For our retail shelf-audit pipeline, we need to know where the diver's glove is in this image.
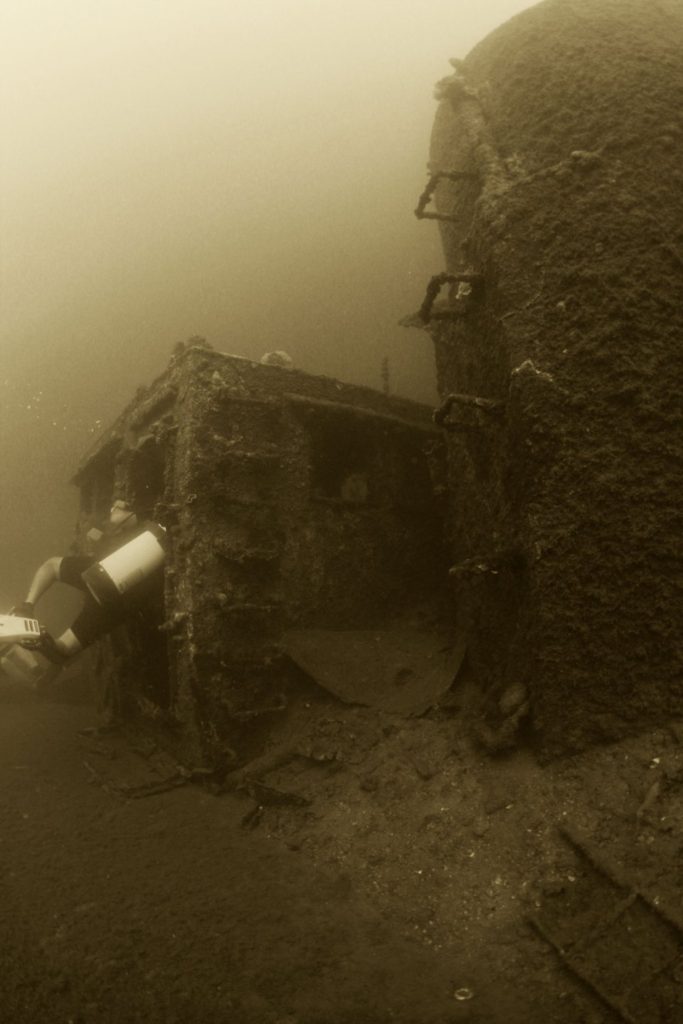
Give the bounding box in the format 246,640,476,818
11,601,35,619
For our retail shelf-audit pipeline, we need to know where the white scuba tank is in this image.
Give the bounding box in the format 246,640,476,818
81,524,166,608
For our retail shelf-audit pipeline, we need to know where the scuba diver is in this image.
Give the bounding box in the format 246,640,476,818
12,500,166,668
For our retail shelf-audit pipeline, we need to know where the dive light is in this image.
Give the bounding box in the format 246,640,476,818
0,614,43,648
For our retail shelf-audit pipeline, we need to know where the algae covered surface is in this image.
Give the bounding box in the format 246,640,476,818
429,0,683,753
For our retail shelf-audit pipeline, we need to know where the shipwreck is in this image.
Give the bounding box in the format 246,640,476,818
413,0,682,755
72,343,453,768
69,0,681,770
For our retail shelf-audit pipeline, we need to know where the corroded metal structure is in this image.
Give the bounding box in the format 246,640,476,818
73,344,448,766
421,0,683,753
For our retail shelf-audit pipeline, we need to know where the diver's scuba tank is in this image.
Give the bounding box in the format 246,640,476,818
81,523,167,608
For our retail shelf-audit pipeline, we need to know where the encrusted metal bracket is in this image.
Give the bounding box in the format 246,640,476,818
418,272,483,323
433,391,505,431
414,170,479,222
